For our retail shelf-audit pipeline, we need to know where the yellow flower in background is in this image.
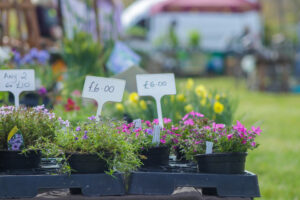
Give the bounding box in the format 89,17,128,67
195,85,207,97
176,94,186,102
186,78,194,90
214,101,224,114
129,92,139,104
184,104,193,113
115,103,124,112
139,100,147,110
200,98,206,106
215,94,220,101
170,95,175,102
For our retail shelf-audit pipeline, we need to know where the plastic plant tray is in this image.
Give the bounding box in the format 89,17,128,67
128,161,260,198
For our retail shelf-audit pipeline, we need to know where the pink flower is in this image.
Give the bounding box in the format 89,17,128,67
212,122,225,132
163,118,172,124
182,114,189,121
145,121,152,127
160,139,166,144
195,141,202,145
251,142,256,147
172,138,179,144
203,126,211,130
227,134,233,140
233,121,247,134
251,126,262,135
195,112,204,117
153,119,159,124
171,126,179,131
184,118,194,126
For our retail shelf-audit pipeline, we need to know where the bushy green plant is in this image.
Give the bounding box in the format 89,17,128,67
118,119,177,151
0,105,65,150
62,31,113,91
177,112,262,160
56,117,141,173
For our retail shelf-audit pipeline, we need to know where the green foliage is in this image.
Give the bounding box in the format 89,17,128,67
0,105,63,149
56,118,141,173
188,30,201,48
62,31,112,91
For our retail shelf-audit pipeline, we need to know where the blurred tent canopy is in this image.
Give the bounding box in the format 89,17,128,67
151,0,261,14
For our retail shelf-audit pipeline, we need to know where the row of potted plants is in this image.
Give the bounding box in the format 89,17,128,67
0,105,262,175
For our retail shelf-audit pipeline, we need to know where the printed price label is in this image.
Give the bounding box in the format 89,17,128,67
136,73,176,127
0,70,35,107
82,76,126,118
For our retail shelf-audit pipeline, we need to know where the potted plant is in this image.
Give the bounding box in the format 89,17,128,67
119,118,177,168
179,115,262,174
55,116,141,174
0,105,65,171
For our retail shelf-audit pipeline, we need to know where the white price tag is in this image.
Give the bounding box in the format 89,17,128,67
205,142,214,154
0,69,35,107
82,76,126,118
136,73,176,127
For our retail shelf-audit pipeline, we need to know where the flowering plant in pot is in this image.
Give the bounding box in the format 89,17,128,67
119,118,178,168
0,105,66,171
179,116,262,174
55,116,141,174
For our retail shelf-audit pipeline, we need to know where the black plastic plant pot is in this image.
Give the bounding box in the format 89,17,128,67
195,152,247,174
0,150,41,171
66,153,109,174
140,146,170,168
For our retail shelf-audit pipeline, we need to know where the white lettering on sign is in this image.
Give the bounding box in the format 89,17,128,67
0,70,35,107
136,73,176,127
82,76,126,118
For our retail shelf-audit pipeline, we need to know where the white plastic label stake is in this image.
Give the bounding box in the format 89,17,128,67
0,69,35,107
136,73,176,127
206,142,214,154
133,119,142,129
152,125,160,146
82,76,126,118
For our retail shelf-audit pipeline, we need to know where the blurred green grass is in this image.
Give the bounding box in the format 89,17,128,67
182,77,300,200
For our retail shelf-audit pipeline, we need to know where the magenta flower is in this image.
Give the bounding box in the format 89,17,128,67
227,134,233,140
160,139,166,144
184,118,194,126
251,142,256,147
163,118,172,124
182,114,189,121
203,126,211,130
251,126,262,135
153,119,159,124
212,122,225,132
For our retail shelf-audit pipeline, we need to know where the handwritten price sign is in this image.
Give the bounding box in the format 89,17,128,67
136,73,176,127
82,76,126,118
0,70,35,107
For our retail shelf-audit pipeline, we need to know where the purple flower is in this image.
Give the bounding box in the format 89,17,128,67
37,50,50,64
11,143,21,151
75,126,81,132
160,139,166,144
88,116,96,121
75,137,79,140
38,87,47,96
82,134,88,140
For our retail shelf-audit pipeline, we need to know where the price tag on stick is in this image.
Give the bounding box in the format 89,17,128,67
0,70,35,107
82,76,126,119
136,73,176,128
